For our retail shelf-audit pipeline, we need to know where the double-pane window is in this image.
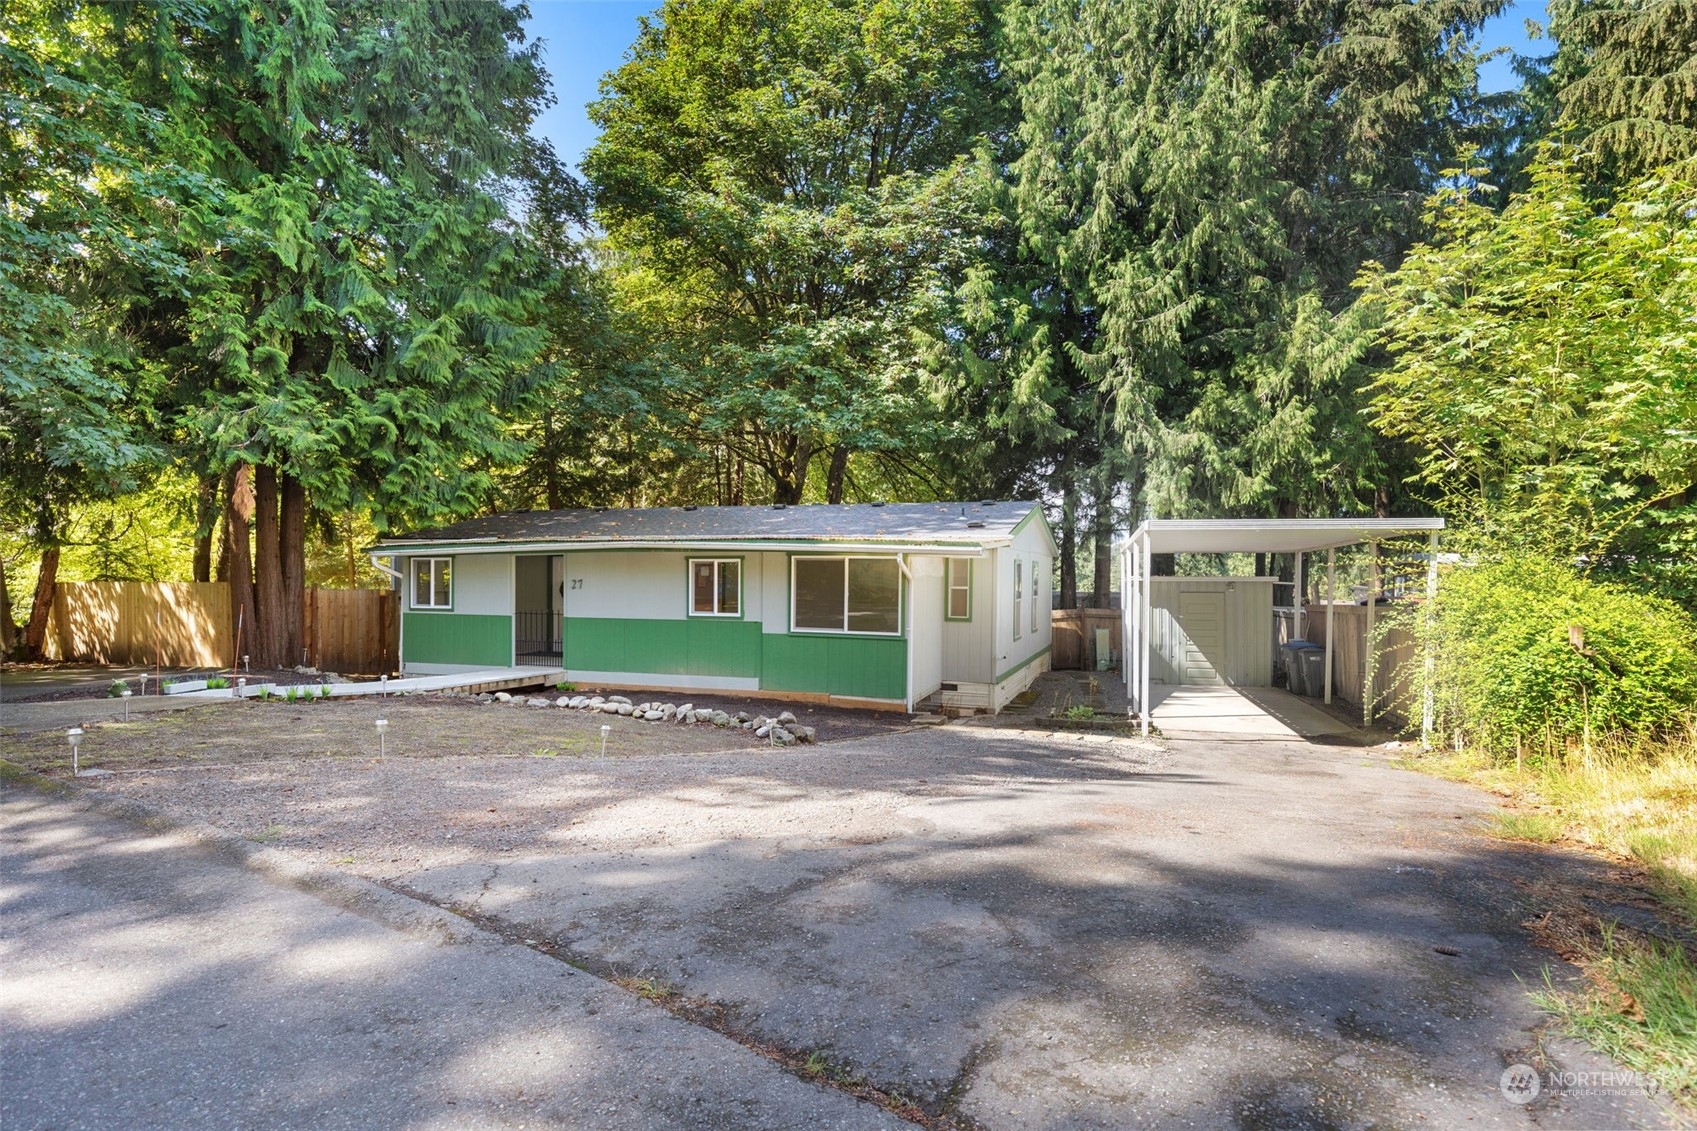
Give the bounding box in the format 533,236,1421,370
946,558,971,620
793,557,900,634
412,558,451,609
690,559,740,616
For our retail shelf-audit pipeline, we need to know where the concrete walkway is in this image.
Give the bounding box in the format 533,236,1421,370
1150,684,1366,742
0,790,902,1131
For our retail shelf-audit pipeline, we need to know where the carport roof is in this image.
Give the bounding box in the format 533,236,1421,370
1123,517,1443,556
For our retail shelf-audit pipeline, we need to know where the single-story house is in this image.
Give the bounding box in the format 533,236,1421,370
370,502,1056,712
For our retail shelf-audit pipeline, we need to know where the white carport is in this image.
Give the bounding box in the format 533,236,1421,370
1119,518,1444,741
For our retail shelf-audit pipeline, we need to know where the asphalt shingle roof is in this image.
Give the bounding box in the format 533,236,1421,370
380,501,1041,548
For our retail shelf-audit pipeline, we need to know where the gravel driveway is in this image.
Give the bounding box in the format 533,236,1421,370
1,701,1675,1128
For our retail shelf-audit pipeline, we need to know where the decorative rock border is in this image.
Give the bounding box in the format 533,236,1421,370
475,691,816,745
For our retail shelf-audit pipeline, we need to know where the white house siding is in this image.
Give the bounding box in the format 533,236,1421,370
559,551,764,622
1146,577,1274,687
906,555,945,706
451,554,514,616
940,554,993,685
990,516,1054,709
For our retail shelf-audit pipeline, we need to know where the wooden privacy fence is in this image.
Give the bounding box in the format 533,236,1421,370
1051,608,1123,671
46,581,399,674
1287,602,1420,723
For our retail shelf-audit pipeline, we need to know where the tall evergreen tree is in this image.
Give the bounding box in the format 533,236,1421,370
980,0,1501,543
91,0,551,667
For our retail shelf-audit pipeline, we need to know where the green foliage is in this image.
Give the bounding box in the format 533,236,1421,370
584,0,996,503
555,681,578,693
1360,151,1697,605
1549,0,1697,178
1061,704,1097,721
1413,555,1697,759
206,676,230,690
106,680,129,698
972,0,1503,525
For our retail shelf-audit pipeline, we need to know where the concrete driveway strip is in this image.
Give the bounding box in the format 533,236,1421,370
0,792,904,1131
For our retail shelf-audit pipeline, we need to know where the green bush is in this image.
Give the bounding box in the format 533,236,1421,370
1419,555,1697,759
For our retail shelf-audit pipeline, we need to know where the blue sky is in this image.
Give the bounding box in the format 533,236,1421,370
523,0,1551,172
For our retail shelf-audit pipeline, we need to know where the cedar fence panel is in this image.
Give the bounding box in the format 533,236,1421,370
47,581,230,668
1050,608,1122,671
1303,602,1419,723
47,581,398,674
304,586,399,675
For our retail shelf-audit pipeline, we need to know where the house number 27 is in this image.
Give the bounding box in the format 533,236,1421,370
569,579,584,589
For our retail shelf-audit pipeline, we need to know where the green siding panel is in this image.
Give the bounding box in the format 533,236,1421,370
563,617,763,678
403,612,512,667
761,634,907,700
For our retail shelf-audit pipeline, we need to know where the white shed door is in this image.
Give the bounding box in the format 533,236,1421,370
1176,591,1226,685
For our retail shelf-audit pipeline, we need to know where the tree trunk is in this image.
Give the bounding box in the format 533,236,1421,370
825,446,850,504
1059,478,1078,608
1152,553,1176,576
192,474,218,583
0,555,17,657
1091,491,1113,608
225,465,257,671
1254,552,1266,578
281,473,306,667
22,547,59,660
253,465,285,669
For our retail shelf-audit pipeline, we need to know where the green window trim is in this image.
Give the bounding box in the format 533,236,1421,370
687,557,745,618
410,557,453,611
945,557,973,621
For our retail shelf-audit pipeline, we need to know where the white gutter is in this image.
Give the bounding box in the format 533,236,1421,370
369,539,999,557
368,553,403,584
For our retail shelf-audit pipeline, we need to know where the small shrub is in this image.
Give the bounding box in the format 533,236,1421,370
1409,554,1697,761
1062,704,1097,720
206,676,230,690
107,680,129,698
285,686,299,702
320,684,332,698
556,681,578,693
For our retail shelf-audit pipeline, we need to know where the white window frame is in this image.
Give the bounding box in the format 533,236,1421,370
410,557,452,610
688,558,743,617
945,557,972,621
1031,558,1040,634
1013,559,1023,640
789,555,903,637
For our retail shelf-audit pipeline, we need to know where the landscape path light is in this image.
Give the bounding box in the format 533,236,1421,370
380,675,389,697
236,676,246,699
67,728,83,776
375,717,389,756
121,686,132,721
600,724,611,757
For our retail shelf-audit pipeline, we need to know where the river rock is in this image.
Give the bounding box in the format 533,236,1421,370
777,710,797,724
494,692,512,703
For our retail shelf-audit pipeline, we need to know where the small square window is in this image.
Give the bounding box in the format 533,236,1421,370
411,558,452,609
689,559,740,616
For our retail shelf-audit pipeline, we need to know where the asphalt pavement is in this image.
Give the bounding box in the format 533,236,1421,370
0,790,903,1131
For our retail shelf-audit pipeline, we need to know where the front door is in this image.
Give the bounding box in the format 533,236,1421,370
1177,591,1226,685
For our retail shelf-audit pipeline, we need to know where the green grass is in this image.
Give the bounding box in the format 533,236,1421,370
1404,726,1697,1108
1532,925,1697,1106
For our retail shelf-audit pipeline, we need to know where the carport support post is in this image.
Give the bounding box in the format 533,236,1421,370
1140,533,1152,737
1293,552,1304,639
1363,542,1378,727
1422,532,1439,747
1324,548,1336,705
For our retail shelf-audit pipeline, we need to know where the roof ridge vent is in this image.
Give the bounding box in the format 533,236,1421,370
981,499,994,506
871,500,886,507
683,504,698,511
966,520,986,528
772,503,787,510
